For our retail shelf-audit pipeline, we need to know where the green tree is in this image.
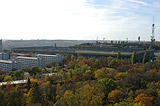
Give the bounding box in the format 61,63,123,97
28,66,43,77
114,101,132,106
99,78,117,95
61,90,79,106
75,84,105,106
4,75,12,82
95,67,115,80
131,51,136,64
143,52,148,64
117,51,121,60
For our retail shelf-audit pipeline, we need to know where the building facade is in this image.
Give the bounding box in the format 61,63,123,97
0,60,14,71
0,52,9,60
0,39,2,51
16,56,39,70
0,54,64,71
37,54,64,67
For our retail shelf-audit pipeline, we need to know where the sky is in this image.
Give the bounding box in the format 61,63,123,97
0,0,160,41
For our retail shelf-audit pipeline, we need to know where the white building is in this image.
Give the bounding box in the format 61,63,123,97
0,60,14,71
16,56,39,70
0,54,64,71
37,54,64,67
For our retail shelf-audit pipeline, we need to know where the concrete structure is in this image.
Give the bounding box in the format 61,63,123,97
15,56,39,70
11,45,154,62
15,54,64,70
0,52,9,60
37,54,64,67
0,60,14,71
0,39,2,51
0,53,64,71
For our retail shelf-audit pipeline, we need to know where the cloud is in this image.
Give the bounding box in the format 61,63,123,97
0,0,159,40
124,0,153,7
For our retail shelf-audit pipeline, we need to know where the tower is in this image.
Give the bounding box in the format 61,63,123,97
151,16,155,43
0,39,3,51
138,36,140,43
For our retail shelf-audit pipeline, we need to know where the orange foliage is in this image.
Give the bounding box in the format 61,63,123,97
72,75,80,82
135,93,153,106
6,84,14,91
108,89,123,103
114,73,120,80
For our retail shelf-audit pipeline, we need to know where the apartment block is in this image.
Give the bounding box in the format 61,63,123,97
0,54,64,71
16,56,39,70
37,54,64,67
0,39,2,51
0,52,9,60
0,60,14,71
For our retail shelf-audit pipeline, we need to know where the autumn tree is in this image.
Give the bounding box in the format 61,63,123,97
95,67,115,80
114,101,132,106
108,89,123,103
27,82,41,104
135,93,153,106
61,90,79,106
75,84,105,106
99,78,117,95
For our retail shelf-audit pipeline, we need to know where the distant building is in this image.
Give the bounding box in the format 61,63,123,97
37,54,64,67
0,52,9,60
0,54,64,71
0,60,14,71
15,56,40,70
0,39,3,51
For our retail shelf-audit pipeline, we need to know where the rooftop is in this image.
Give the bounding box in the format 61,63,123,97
38,54,57,57
0,60,12,63
17,56,38,60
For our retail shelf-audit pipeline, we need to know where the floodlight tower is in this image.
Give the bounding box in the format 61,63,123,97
151,16,155,43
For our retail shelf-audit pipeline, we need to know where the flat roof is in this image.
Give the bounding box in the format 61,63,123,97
38,54,57,57
0,60,12,63
17,56,38,60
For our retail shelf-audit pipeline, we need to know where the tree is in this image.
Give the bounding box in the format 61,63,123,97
131,51,136,64
99,78,117,95
0,90,5,106
27,82,41,103
143,52,148,64
75,84,105,106
135,93,153,106
108,89,123,103
4,75,12,82
27,78,31,91
61,90,79,106
114,101,132,106
71,55,76,61
95,67,115,80
28,66,43,77
117,51,121,60
114,72,128,80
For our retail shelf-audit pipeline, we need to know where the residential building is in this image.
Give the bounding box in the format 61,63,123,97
0,52,9,60
16,56,39,70
0,39,2,51
37,54,64,67
0,54,64,71
0,60,14,71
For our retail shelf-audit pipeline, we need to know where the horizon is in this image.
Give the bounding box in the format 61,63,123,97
0,0,160,41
